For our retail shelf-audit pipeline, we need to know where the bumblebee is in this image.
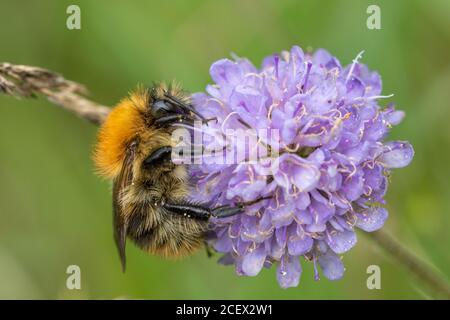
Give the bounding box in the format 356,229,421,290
94,83,242,271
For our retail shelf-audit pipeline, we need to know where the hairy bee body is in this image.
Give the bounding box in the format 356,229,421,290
119,162,208,258
94,84,213,270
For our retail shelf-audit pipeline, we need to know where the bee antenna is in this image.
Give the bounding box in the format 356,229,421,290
163,93,206,121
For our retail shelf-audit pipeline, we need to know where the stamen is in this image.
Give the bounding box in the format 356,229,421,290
355,94,394,101
302,62,312,91
345,50,365,83
274,54,280,79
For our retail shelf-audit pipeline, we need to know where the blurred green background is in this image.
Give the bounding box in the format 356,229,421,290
0,0,449,299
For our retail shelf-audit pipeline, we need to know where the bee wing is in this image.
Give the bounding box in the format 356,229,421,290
112,146,136,272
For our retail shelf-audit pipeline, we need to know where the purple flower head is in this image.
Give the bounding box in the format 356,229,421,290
189,46,414,288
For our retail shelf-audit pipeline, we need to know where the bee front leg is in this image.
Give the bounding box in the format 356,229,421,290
154,114,194,127
155,114,217,128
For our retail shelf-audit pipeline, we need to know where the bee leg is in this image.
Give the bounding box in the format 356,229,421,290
208,196,271,218
204,241,214,258
209,196,271,218
237,196,272,207
211,205,243,218
164,196,271,222
163,202,211,220
155,114,217,128
163,202,243,221
143,146,172,167
163,93,205,120
154,114,193,127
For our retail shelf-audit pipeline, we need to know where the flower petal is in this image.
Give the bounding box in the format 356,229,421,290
326,230,357,254
276,254,302,288
218,253,235,265
341,171,365,201
355,207,388,232
214,232,233,252
318,250,345,280
272,154,321,192
379,141,414,168
288,235,313,256
270,204,294,228
383,105,405,126
242,245,266,276
294,192,311,210
282,119,299,145
210,59,243,86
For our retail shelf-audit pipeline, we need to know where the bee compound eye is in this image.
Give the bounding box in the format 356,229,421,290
152,100,175,114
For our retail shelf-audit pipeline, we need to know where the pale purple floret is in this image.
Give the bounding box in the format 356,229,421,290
189,46,414,288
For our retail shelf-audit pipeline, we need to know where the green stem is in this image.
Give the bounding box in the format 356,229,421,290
368,229,450,299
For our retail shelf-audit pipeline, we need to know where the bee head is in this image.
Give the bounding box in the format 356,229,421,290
148,82,204,122
93,83,200,180
93,88,150,179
